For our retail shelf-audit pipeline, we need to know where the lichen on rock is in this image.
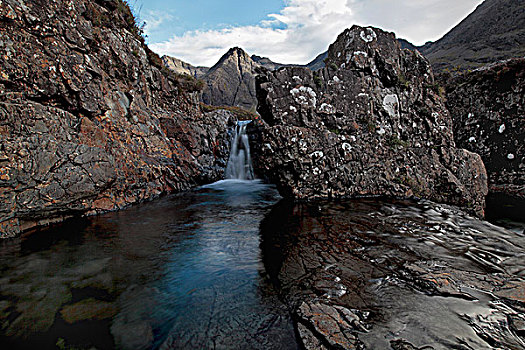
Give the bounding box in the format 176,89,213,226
254,25,488,216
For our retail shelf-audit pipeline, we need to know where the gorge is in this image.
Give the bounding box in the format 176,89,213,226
0,0,524,349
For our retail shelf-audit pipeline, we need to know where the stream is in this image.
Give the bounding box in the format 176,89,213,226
0,181,524,349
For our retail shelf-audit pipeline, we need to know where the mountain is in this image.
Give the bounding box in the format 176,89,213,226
165,49,330,109
162,56,209,78
419,0,525,72
251,55,290,71
305,51,328,71
200,47,260,110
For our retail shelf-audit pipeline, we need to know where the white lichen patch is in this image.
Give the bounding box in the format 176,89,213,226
377,127,386,135
508,153,515,160
311,151,324,158
468,113,474,118
342,143,352,152
290,86,317,107
333,75,341,83
499,124,506,133
354,51,368,57
292,75,302,83
468,137,476,143
313,167,322,175
290,106,297,112
360,28,377,43
382,94,399,118
319,103,336,114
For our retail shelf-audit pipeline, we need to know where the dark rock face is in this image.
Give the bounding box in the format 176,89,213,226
201,47,260,110
445,59,525,198
254,25,488,217
0,0,235,236
419,0,525,72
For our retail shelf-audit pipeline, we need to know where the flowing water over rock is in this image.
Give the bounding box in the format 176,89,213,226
0,186,524,349
225,121,254,180
261,199,525,349
0,181,297,349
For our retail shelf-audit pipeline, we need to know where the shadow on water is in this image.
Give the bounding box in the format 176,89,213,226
0,180,298,350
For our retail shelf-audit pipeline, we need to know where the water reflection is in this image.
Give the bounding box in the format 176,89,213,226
0,180,298,349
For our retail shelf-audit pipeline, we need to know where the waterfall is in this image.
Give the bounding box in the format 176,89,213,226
225,120,254,180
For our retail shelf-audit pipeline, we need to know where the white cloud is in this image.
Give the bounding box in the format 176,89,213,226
149,0,483,67
143,10,174,37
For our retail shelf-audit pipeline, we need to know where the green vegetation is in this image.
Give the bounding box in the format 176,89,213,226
200,103,259,121
387,136,409,148
397,72,410,89
313,73,323,89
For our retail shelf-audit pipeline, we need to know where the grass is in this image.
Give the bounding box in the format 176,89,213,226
200,103,260,121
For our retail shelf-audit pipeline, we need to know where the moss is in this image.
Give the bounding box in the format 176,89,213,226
397,72,410,89
329,62,338,71
367,121,376,133
388,136,409,148
313,73,323,89
200,103,259,121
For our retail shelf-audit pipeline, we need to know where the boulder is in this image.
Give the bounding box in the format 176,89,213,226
254,25,488,216
445,58,525,199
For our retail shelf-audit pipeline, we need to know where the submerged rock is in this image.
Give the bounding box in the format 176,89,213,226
254,25,487,216
445,58,525,199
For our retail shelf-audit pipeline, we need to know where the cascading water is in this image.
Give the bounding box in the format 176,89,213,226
225,120,254,180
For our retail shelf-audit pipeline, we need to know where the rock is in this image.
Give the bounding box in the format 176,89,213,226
60,298,117,324
0,0,237,236
201,47,260,110
296,302,362,349
444,58,524,199
254,25,488,217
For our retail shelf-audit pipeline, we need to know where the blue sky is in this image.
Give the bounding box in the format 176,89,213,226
136,0,484,67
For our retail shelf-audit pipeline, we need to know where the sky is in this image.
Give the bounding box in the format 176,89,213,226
134,0,485,67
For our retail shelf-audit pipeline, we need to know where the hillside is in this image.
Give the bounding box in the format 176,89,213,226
420,0,525,72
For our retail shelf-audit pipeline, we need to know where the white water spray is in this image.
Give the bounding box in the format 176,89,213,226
225,120,254,180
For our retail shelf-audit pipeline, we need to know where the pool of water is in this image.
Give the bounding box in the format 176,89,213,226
0,180,298,349
0,182,524,349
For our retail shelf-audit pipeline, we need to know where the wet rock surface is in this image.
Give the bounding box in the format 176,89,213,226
0,0,236,236
254,25,487,217
260,198,525,349
445,58,525,199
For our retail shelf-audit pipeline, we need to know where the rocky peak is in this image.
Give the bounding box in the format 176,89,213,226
201,47,261,110
162,56,209,78
254,25,488,216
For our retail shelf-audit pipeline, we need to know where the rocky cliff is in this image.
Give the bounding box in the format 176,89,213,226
419,0,525,72
254,26,488,216
0,0,236,237
445,58,524,198
161,55,209,78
